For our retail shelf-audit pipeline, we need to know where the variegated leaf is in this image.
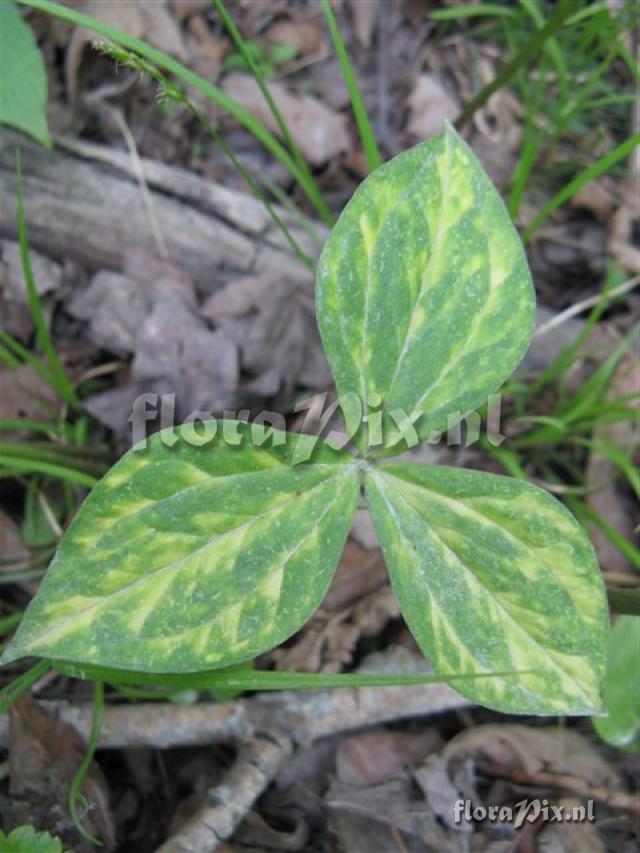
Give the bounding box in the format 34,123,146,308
3,423,358,672
365,463,608,714
316,123,535,455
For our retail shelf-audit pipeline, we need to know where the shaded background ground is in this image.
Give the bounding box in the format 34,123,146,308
0,0,638,850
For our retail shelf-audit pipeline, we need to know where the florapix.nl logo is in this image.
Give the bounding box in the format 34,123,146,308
453,798,595,828
128,390,507,460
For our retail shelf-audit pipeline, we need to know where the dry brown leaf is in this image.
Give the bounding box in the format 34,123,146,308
201,272,329,394
443,725,620,791
170,0,210,21
263,18,325,60
0,364,59,423
221,73,351,165
323,540,389,611
571,177,618,222
326,777,452,851
2,241,62,303
268,540,397,673
610,201,640,275
538,797,606,852
0,510,29,566
407,73,459,140
336,730,441,786
189,14,229,77
9,695,116,850
349,0,378,49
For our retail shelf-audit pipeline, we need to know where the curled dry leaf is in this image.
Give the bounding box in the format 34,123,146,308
222,73,351,166
442,724,620,798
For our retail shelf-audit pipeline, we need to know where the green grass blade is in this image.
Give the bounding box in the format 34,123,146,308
524,133,640,240
16,155,77,406
528,265,623,395
574,436,640,500
321,0,382,172
569,498,640,571
0,612,23,636
68,680,104,846
0,659,50,712
518,0,567,92
429,4,519,20
454,0,582,129
52,660,533,692
0,454,97,487
0,329,60,397
16,0,333,225
211,0,331,224
0,419,62,435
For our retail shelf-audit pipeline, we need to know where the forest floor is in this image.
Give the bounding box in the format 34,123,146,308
0,1,638,851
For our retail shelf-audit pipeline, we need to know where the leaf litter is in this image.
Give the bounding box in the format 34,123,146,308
0,0,638,849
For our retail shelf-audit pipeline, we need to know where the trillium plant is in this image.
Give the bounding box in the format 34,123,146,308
4,125,609,715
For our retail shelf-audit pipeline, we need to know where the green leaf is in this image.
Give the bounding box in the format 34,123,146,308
3,423,358,672
593,616,640,750
364,462,608,714
0,825,63,853
316,123,534,455
0,1,51,147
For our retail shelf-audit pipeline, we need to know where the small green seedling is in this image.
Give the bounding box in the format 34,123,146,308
3,125,608,715
0,824,65,853
222,39,298,78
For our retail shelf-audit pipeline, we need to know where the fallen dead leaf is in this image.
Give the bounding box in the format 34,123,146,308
221,73,351,166
268,540,397,672
0,364,59,423
414,754,469,832
201,272,329,395
538,797,606,852
0,510,29,567
610,181,640,275
2,241,62,303
407,73,459,140
170,0,210,21
443,724,620,797
327,776,453,852
571,176,618,223
349,0,378,49
188,14,229,78
263,18,325,61
336,730,442,786
9,695,116,850
66,0,188,100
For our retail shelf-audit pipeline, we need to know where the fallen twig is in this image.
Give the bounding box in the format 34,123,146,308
480,763,640,815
